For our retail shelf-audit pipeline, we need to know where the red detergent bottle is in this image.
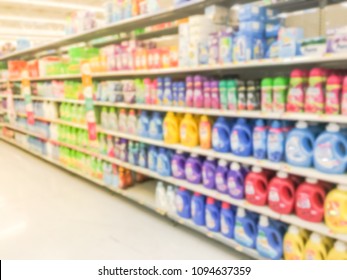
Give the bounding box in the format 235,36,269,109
304,68,327,114
268,172,296,214
295,178,326,223
245,166,269,206
286,69,308,112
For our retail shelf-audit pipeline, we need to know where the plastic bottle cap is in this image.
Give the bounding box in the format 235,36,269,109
221,202,230,209
310,233,322,243
277,172,288,179
252,166,263,173
191,153,199,157
259,215,269,227
296,121,308,129
157,181,164,188
237,208,246,217
288,225,300,234
231,162,241,171
261,77,273,87
194,192,202,196
334,241,347,252
207,197,215,204
305,178,318,184
176,150,184,154
327,123,340,132
207,156,215,161
179,187,186,191
337,185,347,191
219,160,228,167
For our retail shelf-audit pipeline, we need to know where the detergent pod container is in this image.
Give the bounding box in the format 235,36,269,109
215,160,229,194
148,146,158,171
268,172,296,215
138,143,147,168
171,150,187,180
304,233,333,260
149,112,163,140
230,118,253,157
191,193,206,226
212,117,232,153
180,113,199,147
185,154,203,184
256,216,284,260
285,121,315,167
137,111,150,137
267,120,285,162
175,187,192,219
163,111,180,144
326,241,347,260
245,166,269,206
283,226,310,260
253,119,268,159
227,162,248,200
156,148,172,177
205,197,221,232
325,184,347,234
234,208,258,248
220,202,236,239
295,178,325,223
155,181,168,211
202,157,217,190
314,123,347,174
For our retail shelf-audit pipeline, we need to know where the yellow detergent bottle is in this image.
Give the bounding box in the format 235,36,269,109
326,241,347,260
304,233,333,260
199,115,212,149
163,111,180,144
180,113,199,147
283,225,310,260
325,185,347,234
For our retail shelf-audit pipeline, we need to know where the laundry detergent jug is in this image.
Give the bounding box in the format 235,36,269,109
202,157,217,190
137,111,150,137
191,193,206,226
230,118,253,157
199,115,212,149
149,112,163,140
304,233,333,260
163,111,180,144
245,166,269,206
176,187,192,219
326,241,347,260
221,202,236,239
185,154,203,184
138,143,147,168
171,151,187,180
205,197,221,232
325,184,347,234
267,120,285,162
180,113,199,147
215,160,229,194
283,225,309,260
148,146,158,171
212,117,232,153
234,208,258,248
227,162,248,199
157,148,172,177
253,119,268,159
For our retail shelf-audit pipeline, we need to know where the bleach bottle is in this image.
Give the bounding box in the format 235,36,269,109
227,162,248,200
137,111,150,137
191,193,206,226
176,187,192,219
205,197,221,232
253,119,268,159
171,151,187,180
256,216,284,260
283,226,310,260
157,148,172,177
149,112,163,140
221,202,236,239
304,233,333,260
230,118,253,157
327,241,347,260
148,146,158,171
314,123,347,174
202,157,217,190
234,208,258,248
267,120,285,162
215,160,229,194
185,154,203,184
285,121,315,167
325,184,347,234
245,166,269,206
212,117,232,153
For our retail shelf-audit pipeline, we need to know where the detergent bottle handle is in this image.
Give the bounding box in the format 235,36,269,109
302,135,314,156
333,137,347,162
268,229,282,251
282,184,295,204
257,176,268,194
312,190,325,211
245,220,256,239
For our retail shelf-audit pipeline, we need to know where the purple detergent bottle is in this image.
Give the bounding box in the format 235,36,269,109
185,154,203,184
193,75,204,108
202,157,217,190
211,80,220,109
227,162,248,199
203,80,212,109
171,150,187,180
215,159,229,194
185,76,194,107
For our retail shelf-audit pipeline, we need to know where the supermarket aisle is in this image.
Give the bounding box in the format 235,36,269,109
0,141,248,260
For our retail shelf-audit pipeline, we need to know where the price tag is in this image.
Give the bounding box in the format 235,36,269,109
21,70,35,125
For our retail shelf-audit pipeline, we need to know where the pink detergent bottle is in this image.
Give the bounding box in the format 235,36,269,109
185,76,194,107
325,74,342,115
286,69,308,112
193,75,204,108
304,68,327,114
341,76,347,115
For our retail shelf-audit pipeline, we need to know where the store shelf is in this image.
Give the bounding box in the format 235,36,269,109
4,123,49,140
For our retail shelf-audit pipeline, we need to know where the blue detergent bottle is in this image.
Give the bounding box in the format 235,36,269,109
314,123,347,174
191,193,206,226
234,208,258,248
221,202,237,239
156,148,172,177
148,146,158,171
285,121,315,167
253,119,268,159
231,118,253,157
157,77,164,105
256,216,285,260
137,111,150,137
103,162,113,186
212,117,232,153
149,112,164,140
138,143,147,168
267,120,285,162
205,197,221,232
176,187,192,219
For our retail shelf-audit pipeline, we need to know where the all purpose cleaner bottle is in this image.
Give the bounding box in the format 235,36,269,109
163,111,180,144
304,233,333,260
221,202,236,239
185,154,203,184
305,68,327,114
171,151,187,180
325,184,347,234
283,225,309,260
314,123,347,174
215,159,229,194
212,117,232,153
205,197,221,232
191,193,206,226
245,166,269,206
325,73,342,115
326,241,347,260
234,208,258,248
230,118,253,157
199,115,212,149
261,77,273,112
176,187,192,219
267,120,285,162
227,162,248,200
202,157,217,190
286,69,308,112
273,76,289,113
253,119,268,159
180,113,199,147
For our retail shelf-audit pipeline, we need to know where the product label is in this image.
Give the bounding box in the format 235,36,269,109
231,131,240,151
287,88,304,112
305,87,324,113
269,187,280,202
315,142,340,169
235,222,253,247
221,215,229,235
296,193,311,209
127,115,137,134
256,231,276,258
180,124,187,141
206,210,216,229
285,136,306,163
326,91,340,114
139,153,146,167
175,196,184,212
186,163,195,181
245,182,255,195
227,89,237,110
172,159,183,177
253,129,265,150
273,87,286,112
261,88,272,112
216,173,227,192
212,128,220,148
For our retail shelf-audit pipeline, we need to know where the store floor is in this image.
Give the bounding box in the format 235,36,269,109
0,142,249,260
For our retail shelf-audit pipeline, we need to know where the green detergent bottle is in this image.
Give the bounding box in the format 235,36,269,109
273,77,289,113
227,79,238,111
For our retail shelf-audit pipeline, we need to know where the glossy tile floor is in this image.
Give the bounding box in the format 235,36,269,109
0,142,249,260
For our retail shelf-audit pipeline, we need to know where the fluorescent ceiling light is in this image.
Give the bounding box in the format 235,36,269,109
0,15,65,25
2,0,105,12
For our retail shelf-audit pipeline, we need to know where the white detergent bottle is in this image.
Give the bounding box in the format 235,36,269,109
166,185,177,215
155,181,168,211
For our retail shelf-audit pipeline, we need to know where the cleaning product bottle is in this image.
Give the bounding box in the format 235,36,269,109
253,119,268,159
230,118,253,157
211,80,220,109
155,181,168,211
172,82,179,106
108,107,118,131
219,80,228,110
180,113,199,147
101,107,109,129
341,76,347,115
273,76,289,113
185,76,194,107
127,109,137,135
227,162,247,200
205,197,221,232
286,69,308,113
212,117,232,153
325,73,342,115
295,178,325,223
202,157,217,190
144,78,152,104
314,123,347,174
227,79,238,111
326,241,347,260
234,208,258,248
246,80,260,111
261,77,273,112
171,151,187,180
178,81,186,107
128,141,138,165
215,160,229,194
283,225,310,260
237,80,247,110
163,76,173,105
267,120,285,162
138,143,147,168
199,115,212,149
156,77,164,105
325,184,347,234
193,75,204,108
166,185,177,215
256,216,284,260
137,111,150,137
220,202,236,239
191,193,206,226
285,121,315,167
163,111,180,144
157,148,172,177
245,166,269,206
304,233,333,260
268,172,296,215
203,80,211,108
148,146,158,171
118,109,127,132
185,154,203,184
176,187,192,219
149,112,163,140
305,68,327,114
